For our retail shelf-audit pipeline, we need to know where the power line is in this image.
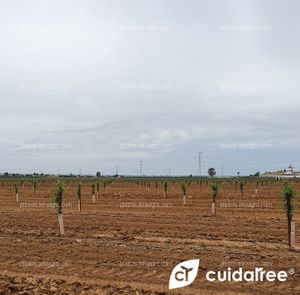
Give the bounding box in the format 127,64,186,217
197,152,203,176
139,161,143,176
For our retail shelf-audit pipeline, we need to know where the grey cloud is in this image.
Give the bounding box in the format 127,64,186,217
0,0,299,175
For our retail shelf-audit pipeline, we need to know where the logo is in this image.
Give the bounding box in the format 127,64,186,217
169,259,293,289
169,259,200,289
206,267,288,282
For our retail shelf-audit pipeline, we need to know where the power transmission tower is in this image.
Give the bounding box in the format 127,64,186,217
115,165,119,175
197,152,203,176
221,162,224,176
139,161,143,176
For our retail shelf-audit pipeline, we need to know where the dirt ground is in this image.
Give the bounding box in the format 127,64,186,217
0,179,299,294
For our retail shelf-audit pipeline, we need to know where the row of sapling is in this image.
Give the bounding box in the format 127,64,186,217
10,176,297,249
208,178,296,247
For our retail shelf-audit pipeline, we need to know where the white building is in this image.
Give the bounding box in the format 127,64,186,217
262,165,300,178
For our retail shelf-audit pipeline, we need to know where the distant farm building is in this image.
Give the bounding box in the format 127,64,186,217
262,165,300,178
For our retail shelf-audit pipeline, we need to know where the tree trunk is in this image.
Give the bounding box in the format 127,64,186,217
92,194,96,204
78,199,81,212
289,220,295,248
164,191,167,199
16,193,19,203
211,202,216,216
183,194,186,206
58,213,64,236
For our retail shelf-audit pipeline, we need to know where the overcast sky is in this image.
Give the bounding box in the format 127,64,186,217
0,0,299,176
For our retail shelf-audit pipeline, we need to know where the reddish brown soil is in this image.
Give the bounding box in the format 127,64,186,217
0,180,299,294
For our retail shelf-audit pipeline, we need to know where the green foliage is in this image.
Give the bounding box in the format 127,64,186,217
208,168,216,178
181,183,187,195
164,181,168,192
53,181,64,214
211,181,219,202
76,183,81,200
239,181,244,196
281,182,296,220
91,183,95,194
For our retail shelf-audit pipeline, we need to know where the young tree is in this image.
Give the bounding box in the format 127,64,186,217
181,183,187,206
53,182,64,236
91,183,96,204
14,183,19,203
103,180,107,193
239,181,244,197
282,182,296,247
77,183,82,212
164,181,168,199
96,181,100,198
155,181,158,195
211,181,219,216
33,180,37,194
255,181,259,194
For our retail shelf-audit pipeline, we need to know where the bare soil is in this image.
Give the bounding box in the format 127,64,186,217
0,180,299,294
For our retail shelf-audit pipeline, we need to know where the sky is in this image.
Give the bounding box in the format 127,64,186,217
0,0,299,176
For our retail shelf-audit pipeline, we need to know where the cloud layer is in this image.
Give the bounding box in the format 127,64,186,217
0,0,299,175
